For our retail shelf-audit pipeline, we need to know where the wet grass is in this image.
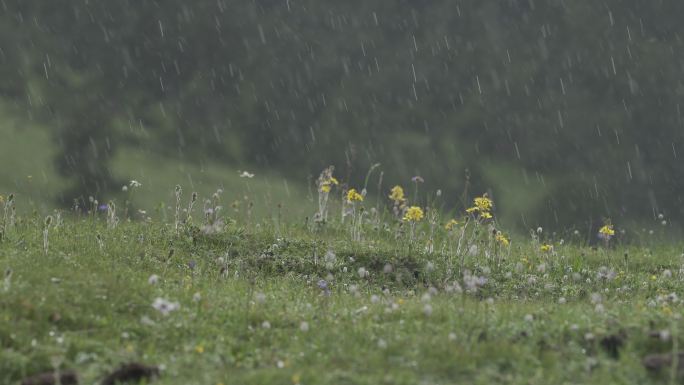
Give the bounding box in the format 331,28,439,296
2,209,684,384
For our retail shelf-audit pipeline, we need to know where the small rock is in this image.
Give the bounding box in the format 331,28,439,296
643,352,684,375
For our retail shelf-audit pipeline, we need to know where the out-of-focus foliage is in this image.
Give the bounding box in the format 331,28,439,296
1,1,684,228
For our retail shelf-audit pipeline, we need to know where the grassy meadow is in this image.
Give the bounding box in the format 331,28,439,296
2,180,684,385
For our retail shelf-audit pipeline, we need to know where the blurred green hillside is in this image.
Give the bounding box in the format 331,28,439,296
2,1,684,231
0,113,313,221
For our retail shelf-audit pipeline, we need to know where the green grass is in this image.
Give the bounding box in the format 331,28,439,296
2,200,684,384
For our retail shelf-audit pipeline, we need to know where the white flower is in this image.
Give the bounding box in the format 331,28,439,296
358,267,369,279
299,321,309,332
129,180,142,188
425,261,435,273
377,339,387,349
152,297,180,316
148,274,159,285
255,292,266,304
524,314,534,322
192,292,202,302
239,170,255,178
122,185,129,192
261,321,271,329
448,332,457,341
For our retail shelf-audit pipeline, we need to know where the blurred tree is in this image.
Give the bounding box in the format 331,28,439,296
1,0,684,228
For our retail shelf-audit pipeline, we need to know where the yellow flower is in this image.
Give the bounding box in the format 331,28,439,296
540,244,553,253
445,219,459,231
474,194,493,212
195,345,205,354
346,188,364,203
318,176,338,194
480,212,493,220
291,373,302,384
495,232,510,246
403,206,424,222
466,206,479,214
599,224,615,237
389,185,406,204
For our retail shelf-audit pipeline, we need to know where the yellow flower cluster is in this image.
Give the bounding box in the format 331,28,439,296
346,188,364,203
540,244,553,253
495,232,510,246
599,224,615,237
403,206,424,222
388,185,406,205
444,219,459,231
474,195,493,212
319,177,339,193
466,194,493,220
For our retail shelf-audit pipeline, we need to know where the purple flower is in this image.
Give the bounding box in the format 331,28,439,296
317,279,331,296
98,204,108,211
411,176,425,183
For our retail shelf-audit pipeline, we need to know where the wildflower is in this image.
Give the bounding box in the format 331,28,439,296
495,232,510,246
299,321,309,332
480,211,492,219
474,194,493,212
151,298,180,316
388,185,406,204
598,224,615,240
238,170,255,178
540,244,553,253
262,321,271,329
195,345,204,354
403,206,424,222
445,219,459,231
148,274,159,285
346,188,364,203
129,180,142,188
411,176,425,183
423,304,433,316
317,168,339,193
358,267,369,279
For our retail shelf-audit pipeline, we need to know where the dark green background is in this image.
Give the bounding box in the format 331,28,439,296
2,0,683,230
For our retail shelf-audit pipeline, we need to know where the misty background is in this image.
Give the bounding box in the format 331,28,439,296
1,0,683,233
